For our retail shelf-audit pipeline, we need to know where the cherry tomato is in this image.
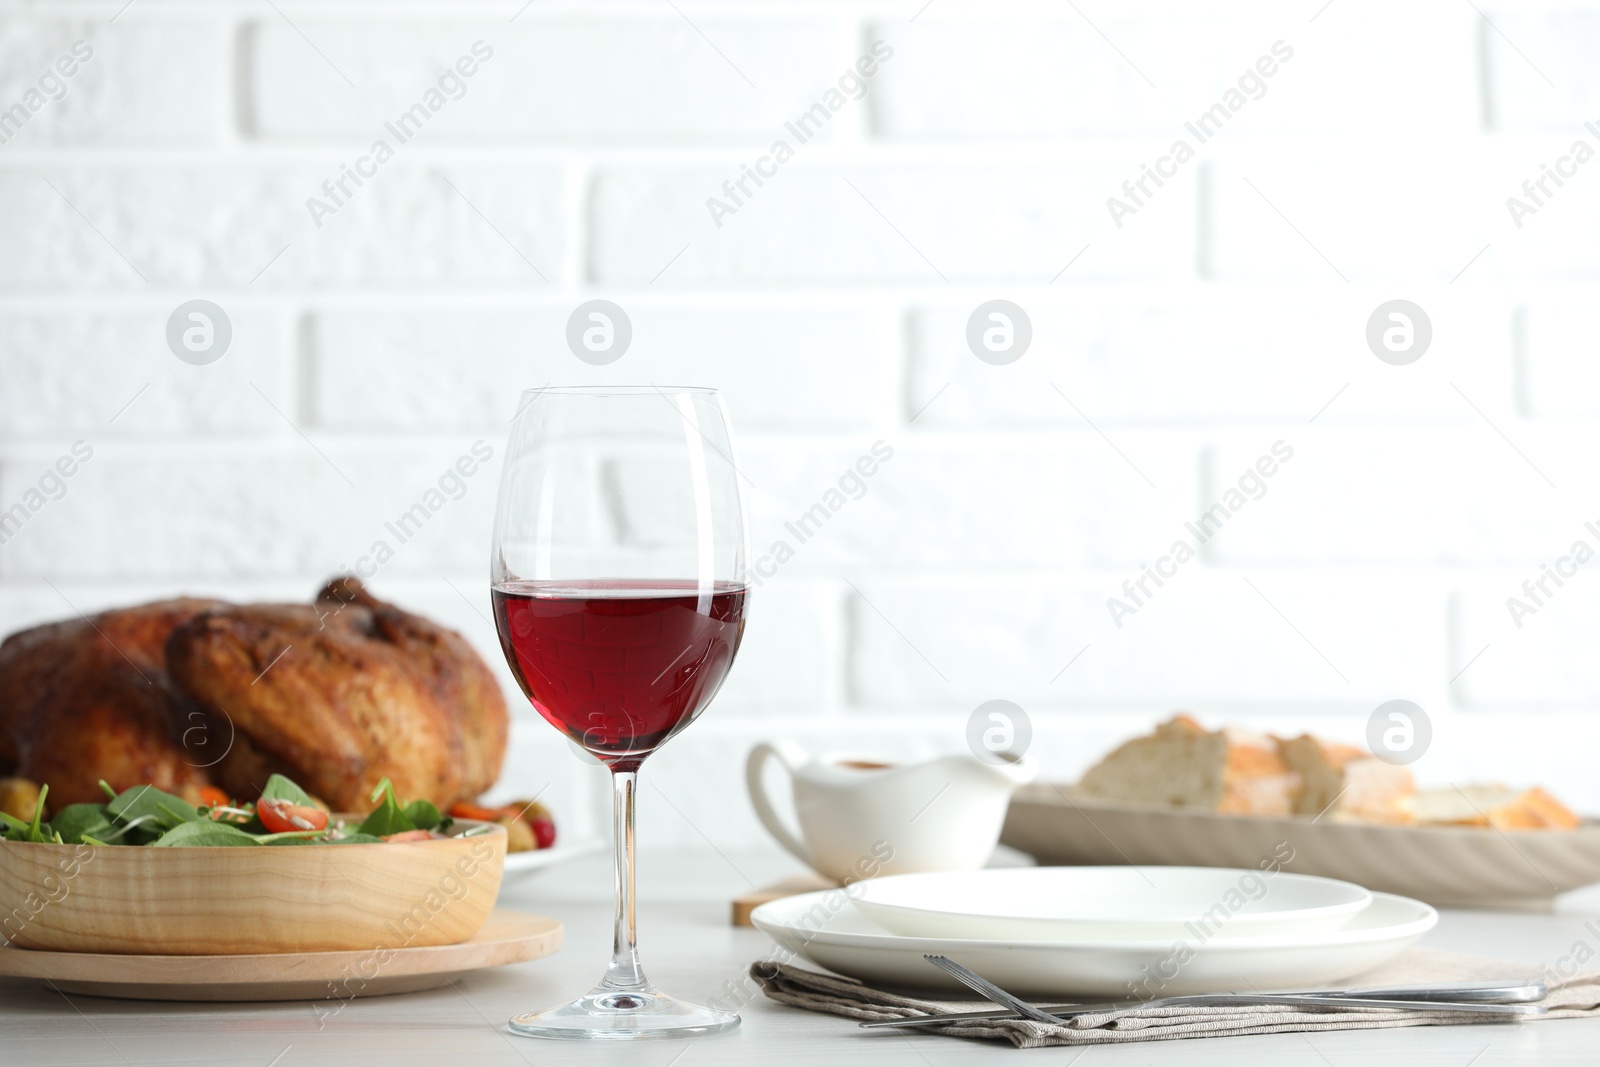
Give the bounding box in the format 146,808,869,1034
531,817,556,849
257,797,329,833
383,829,433,843
196,785,231,809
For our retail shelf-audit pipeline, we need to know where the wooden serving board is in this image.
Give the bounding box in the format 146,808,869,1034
0,908,561,1002
731,874,837,926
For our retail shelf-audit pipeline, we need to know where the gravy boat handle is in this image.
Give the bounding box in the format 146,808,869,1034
746,741,815,868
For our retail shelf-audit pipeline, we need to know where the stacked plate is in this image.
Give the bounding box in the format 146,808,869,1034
750,867,1436,997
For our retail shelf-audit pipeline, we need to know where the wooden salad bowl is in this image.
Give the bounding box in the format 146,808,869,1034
0,818,507,955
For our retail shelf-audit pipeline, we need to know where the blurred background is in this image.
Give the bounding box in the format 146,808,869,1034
2,0,1598,849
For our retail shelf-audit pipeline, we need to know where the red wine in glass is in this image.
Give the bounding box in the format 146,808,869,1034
492,579,747,771
492,385,749,1040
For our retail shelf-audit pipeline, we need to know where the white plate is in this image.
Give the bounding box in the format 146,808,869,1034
852,867,1371,942
500,837,606,880
751,891,1436,997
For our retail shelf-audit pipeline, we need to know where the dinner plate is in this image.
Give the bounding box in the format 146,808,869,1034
750,891,1436,997
501,836,607,880
0,909,561,1002
1002,785,1600,907
851,867,1370,942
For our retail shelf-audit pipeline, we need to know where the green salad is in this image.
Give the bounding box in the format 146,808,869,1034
0,774,475,848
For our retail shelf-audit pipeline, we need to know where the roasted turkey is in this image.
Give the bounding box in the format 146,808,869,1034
0,578,508,813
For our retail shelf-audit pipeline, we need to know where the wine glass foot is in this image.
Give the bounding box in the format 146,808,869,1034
507,988,740,1041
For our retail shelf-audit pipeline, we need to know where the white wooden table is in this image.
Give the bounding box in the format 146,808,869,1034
5,847,1600,1066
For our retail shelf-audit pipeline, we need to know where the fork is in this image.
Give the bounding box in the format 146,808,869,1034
866,956,1548,1029
922,955,1062,1024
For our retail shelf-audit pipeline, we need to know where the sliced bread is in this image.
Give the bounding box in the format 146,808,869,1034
1404,785,1581,830
1278,733,1415,823
1076,713,1299,816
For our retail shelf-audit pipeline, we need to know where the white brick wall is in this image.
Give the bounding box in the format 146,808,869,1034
249,18,859,142
0,21,226,147
592,162,1197,284
4,0,1600,848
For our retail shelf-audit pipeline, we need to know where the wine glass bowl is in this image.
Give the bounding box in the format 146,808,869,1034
492,579,746,771
491,386,749,1040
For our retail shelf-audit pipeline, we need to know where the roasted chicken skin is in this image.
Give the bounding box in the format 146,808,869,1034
167,578,507,811
0,597,225,808
0,579,508,814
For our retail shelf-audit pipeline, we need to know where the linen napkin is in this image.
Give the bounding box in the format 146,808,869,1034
749,949,1600,1048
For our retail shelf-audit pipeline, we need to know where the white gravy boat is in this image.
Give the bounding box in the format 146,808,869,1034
745,740,1035,884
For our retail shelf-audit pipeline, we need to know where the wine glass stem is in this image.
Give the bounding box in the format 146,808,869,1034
600,768,648,994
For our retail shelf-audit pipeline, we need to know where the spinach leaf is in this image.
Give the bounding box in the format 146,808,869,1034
0,811,37,842
402,799,442,832
259,773,316,808
29,784,48,841
107,784,200,830
256,829,332,844
149,821,263,847
50,804,115,845
97,815,165,846
230,812,268,836
0,775,444,849
1,785,54,842
356,778,415,838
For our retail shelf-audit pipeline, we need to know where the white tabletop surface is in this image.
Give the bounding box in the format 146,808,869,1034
5,845,1600,1066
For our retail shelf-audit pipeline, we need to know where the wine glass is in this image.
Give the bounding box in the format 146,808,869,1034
490,385,749,1040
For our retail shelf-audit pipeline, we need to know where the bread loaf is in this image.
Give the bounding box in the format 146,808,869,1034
1404,785,1580,830
1075,714,1579,830
1076,714,1298,816
1278,734,1414,823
